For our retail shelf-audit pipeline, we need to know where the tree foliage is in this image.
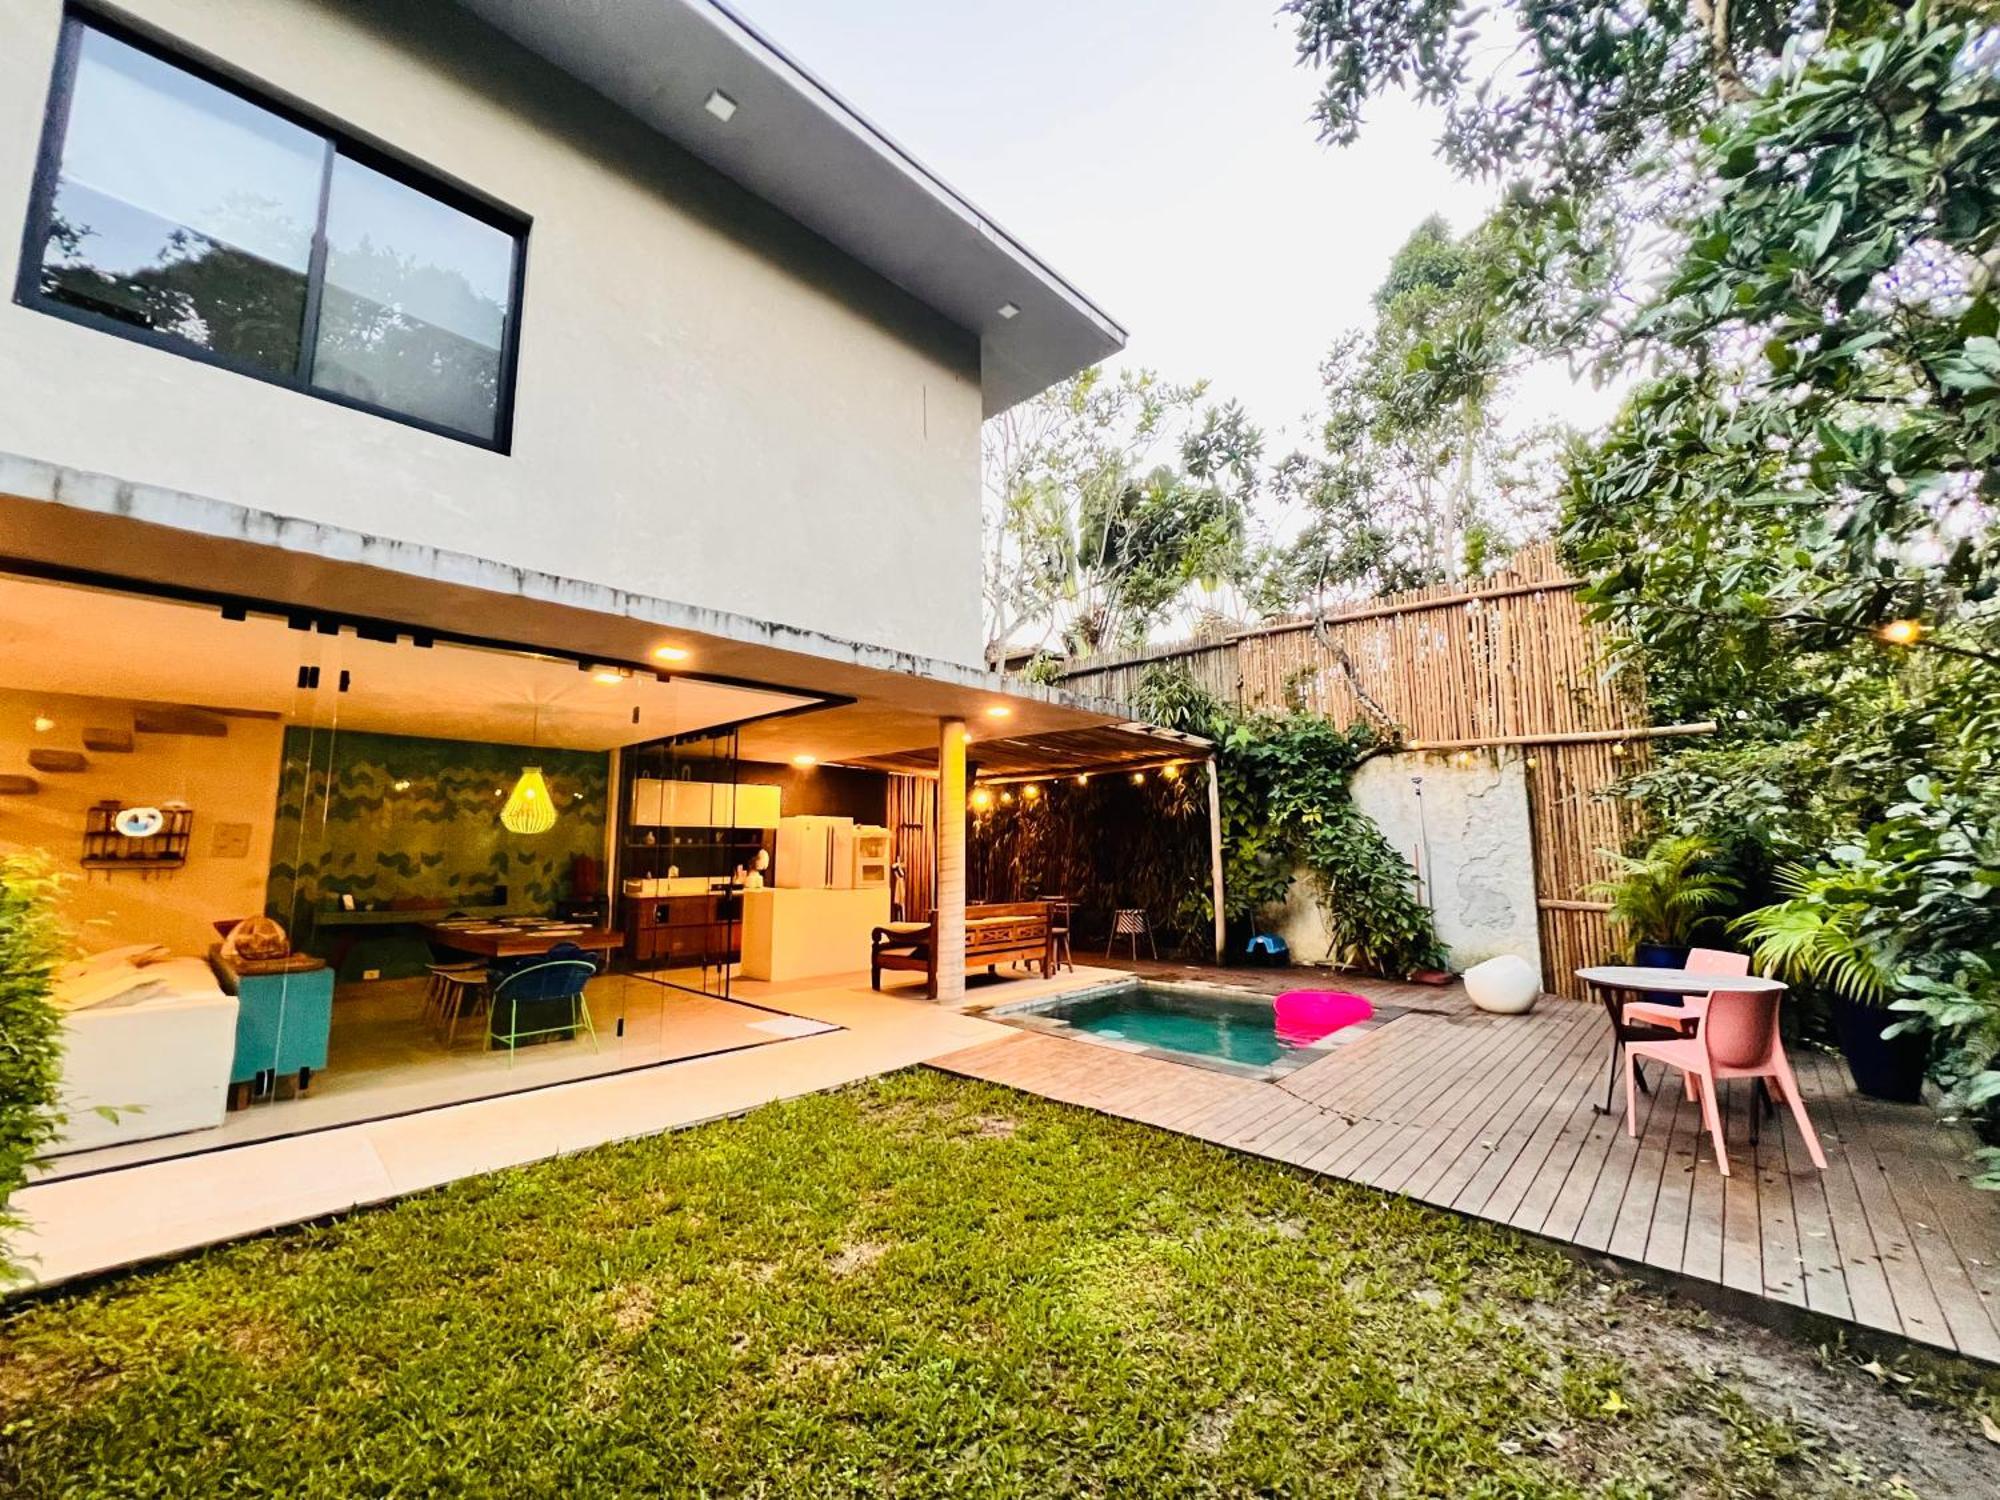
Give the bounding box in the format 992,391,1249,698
1555,8,2000,1172
1133,667,1448,978
1258,216,1565,612
981,369,1262,663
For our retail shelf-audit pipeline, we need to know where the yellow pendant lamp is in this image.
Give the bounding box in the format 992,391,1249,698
501,704,558,835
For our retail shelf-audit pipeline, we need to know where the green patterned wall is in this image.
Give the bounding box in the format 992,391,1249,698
265,727,609,922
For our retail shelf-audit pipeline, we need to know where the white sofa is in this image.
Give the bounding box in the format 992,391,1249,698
51,957,239,1156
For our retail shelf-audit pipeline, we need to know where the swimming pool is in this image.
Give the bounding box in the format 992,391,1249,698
994,981,1382,1079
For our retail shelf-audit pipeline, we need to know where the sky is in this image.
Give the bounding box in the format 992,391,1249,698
727,0,1624,450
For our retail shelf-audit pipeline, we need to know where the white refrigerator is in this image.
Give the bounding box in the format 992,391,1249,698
775,816,855,889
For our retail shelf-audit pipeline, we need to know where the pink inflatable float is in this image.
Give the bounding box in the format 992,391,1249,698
1274,989,1374,1046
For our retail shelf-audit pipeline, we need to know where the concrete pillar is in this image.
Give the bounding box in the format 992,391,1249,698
934,718,967,1001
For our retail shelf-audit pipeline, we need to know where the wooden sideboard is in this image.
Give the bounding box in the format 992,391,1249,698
624,891,741,971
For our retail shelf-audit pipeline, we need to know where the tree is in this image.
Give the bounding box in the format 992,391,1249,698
1256,216,1565,612
1281,1,1875,362
1558,8,2000,1172
981,368,1263,663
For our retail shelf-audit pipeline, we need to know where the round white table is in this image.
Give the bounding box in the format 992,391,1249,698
1574,967,1786,1114
1575,966,1784,995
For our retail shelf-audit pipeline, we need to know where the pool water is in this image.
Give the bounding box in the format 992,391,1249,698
1030,984,1305,1068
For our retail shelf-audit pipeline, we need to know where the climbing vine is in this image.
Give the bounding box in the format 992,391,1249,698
1135,667,1446,978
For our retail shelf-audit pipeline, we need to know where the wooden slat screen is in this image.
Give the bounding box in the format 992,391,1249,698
1053,544,1652,998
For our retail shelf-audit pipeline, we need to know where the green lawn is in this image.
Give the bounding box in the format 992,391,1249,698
2,1072,1994,1497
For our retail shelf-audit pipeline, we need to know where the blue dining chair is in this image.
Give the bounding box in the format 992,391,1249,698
487,942,600,1063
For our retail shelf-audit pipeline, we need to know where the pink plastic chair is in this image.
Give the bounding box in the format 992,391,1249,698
1624,988,1827,1176
1622,947,1750,1032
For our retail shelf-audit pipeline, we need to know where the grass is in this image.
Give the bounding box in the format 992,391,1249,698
2,1070,1996,1497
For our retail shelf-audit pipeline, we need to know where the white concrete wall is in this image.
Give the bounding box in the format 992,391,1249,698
0,0,985,666
1270,752,1543,989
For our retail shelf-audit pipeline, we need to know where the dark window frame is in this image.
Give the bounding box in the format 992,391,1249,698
15,6,530,453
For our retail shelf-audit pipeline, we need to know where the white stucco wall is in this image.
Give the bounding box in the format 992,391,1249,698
0,0,985,666
1270,752,1543,989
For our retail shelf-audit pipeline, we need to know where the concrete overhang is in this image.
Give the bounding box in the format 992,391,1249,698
0,454,1195,772
450,0,1126,417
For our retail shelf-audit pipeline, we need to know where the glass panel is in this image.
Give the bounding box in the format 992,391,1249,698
311,155,514,439
39,25,321,374
621,730,747,999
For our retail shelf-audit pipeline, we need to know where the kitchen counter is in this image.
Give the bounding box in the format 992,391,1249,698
739,886,889,982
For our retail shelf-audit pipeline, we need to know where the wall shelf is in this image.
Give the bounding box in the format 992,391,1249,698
81,802,193,872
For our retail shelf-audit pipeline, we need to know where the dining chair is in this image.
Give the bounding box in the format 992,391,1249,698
1624,987,1827,1176
487,943,600,1063
433,967,489,1047
1621,947,1750,1033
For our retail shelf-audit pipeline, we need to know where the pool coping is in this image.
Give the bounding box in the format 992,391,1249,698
976,977,1396,1083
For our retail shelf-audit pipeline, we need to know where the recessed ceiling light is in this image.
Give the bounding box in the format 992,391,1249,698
791,754,818,768
652,644,691,662
593,669,624,685
705,90,738,122
996,302,1020,320
984,705,1013,719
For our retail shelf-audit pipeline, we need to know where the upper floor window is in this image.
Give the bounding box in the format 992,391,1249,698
18,14,526,448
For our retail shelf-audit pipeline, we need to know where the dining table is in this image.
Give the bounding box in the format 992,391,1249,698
421,919,623,962
1574,965,1787,1114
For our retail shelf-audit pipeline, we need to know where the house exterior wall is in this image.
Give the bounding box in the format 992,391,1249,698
0,0,986,667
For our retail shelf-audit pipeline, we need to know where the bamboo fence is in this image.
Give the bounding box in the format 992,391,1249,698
1054,543,1665,999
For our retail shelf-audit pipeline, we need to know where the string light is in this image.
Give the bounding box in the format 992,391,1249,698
1161,762,1181,781
1130,770,1146,785
1074,774,1090,786
999,790,1014,805
1022,783,1041,801
970,788,992,811
1878,618,1922,646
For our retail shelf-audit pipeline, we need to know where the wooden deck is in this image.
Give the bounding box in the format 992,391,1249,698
934,983,2000,1363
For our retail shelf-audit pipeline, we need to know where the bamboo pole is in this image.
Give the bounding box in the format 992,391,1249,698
1205,757,1225,965
1402,722,1716,752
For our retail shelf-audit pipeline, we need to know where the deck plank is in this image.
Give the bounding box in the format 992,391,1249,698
1415,1013,1599,1209
1448,1014,1606,1218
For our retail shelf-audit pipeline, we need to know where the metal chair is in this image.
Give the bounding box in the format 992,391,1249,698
1107,908,1155,961
487,943,600,1063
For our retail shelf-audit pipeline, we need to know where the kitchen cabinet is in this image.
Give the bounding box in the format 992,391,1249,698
624,892,741,971
629,779,781,829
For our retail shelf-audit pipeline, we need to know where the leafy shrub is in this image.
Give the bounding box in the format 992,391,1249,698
1,853,69,1282
1135,665,1446,977
1588,834,1742,957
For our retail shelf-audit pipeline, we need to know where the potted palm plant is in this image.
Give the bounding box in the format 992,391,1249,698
1732,866,1926,1102
1590,834,1742,968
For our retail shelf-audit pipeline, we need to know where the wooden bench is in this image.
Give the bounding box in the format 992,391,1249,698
871,901,1051,998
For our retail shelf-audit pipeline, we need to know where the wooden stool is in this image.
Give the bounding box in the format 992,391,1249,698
1043,898,1074,973
1107,908,1155,961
